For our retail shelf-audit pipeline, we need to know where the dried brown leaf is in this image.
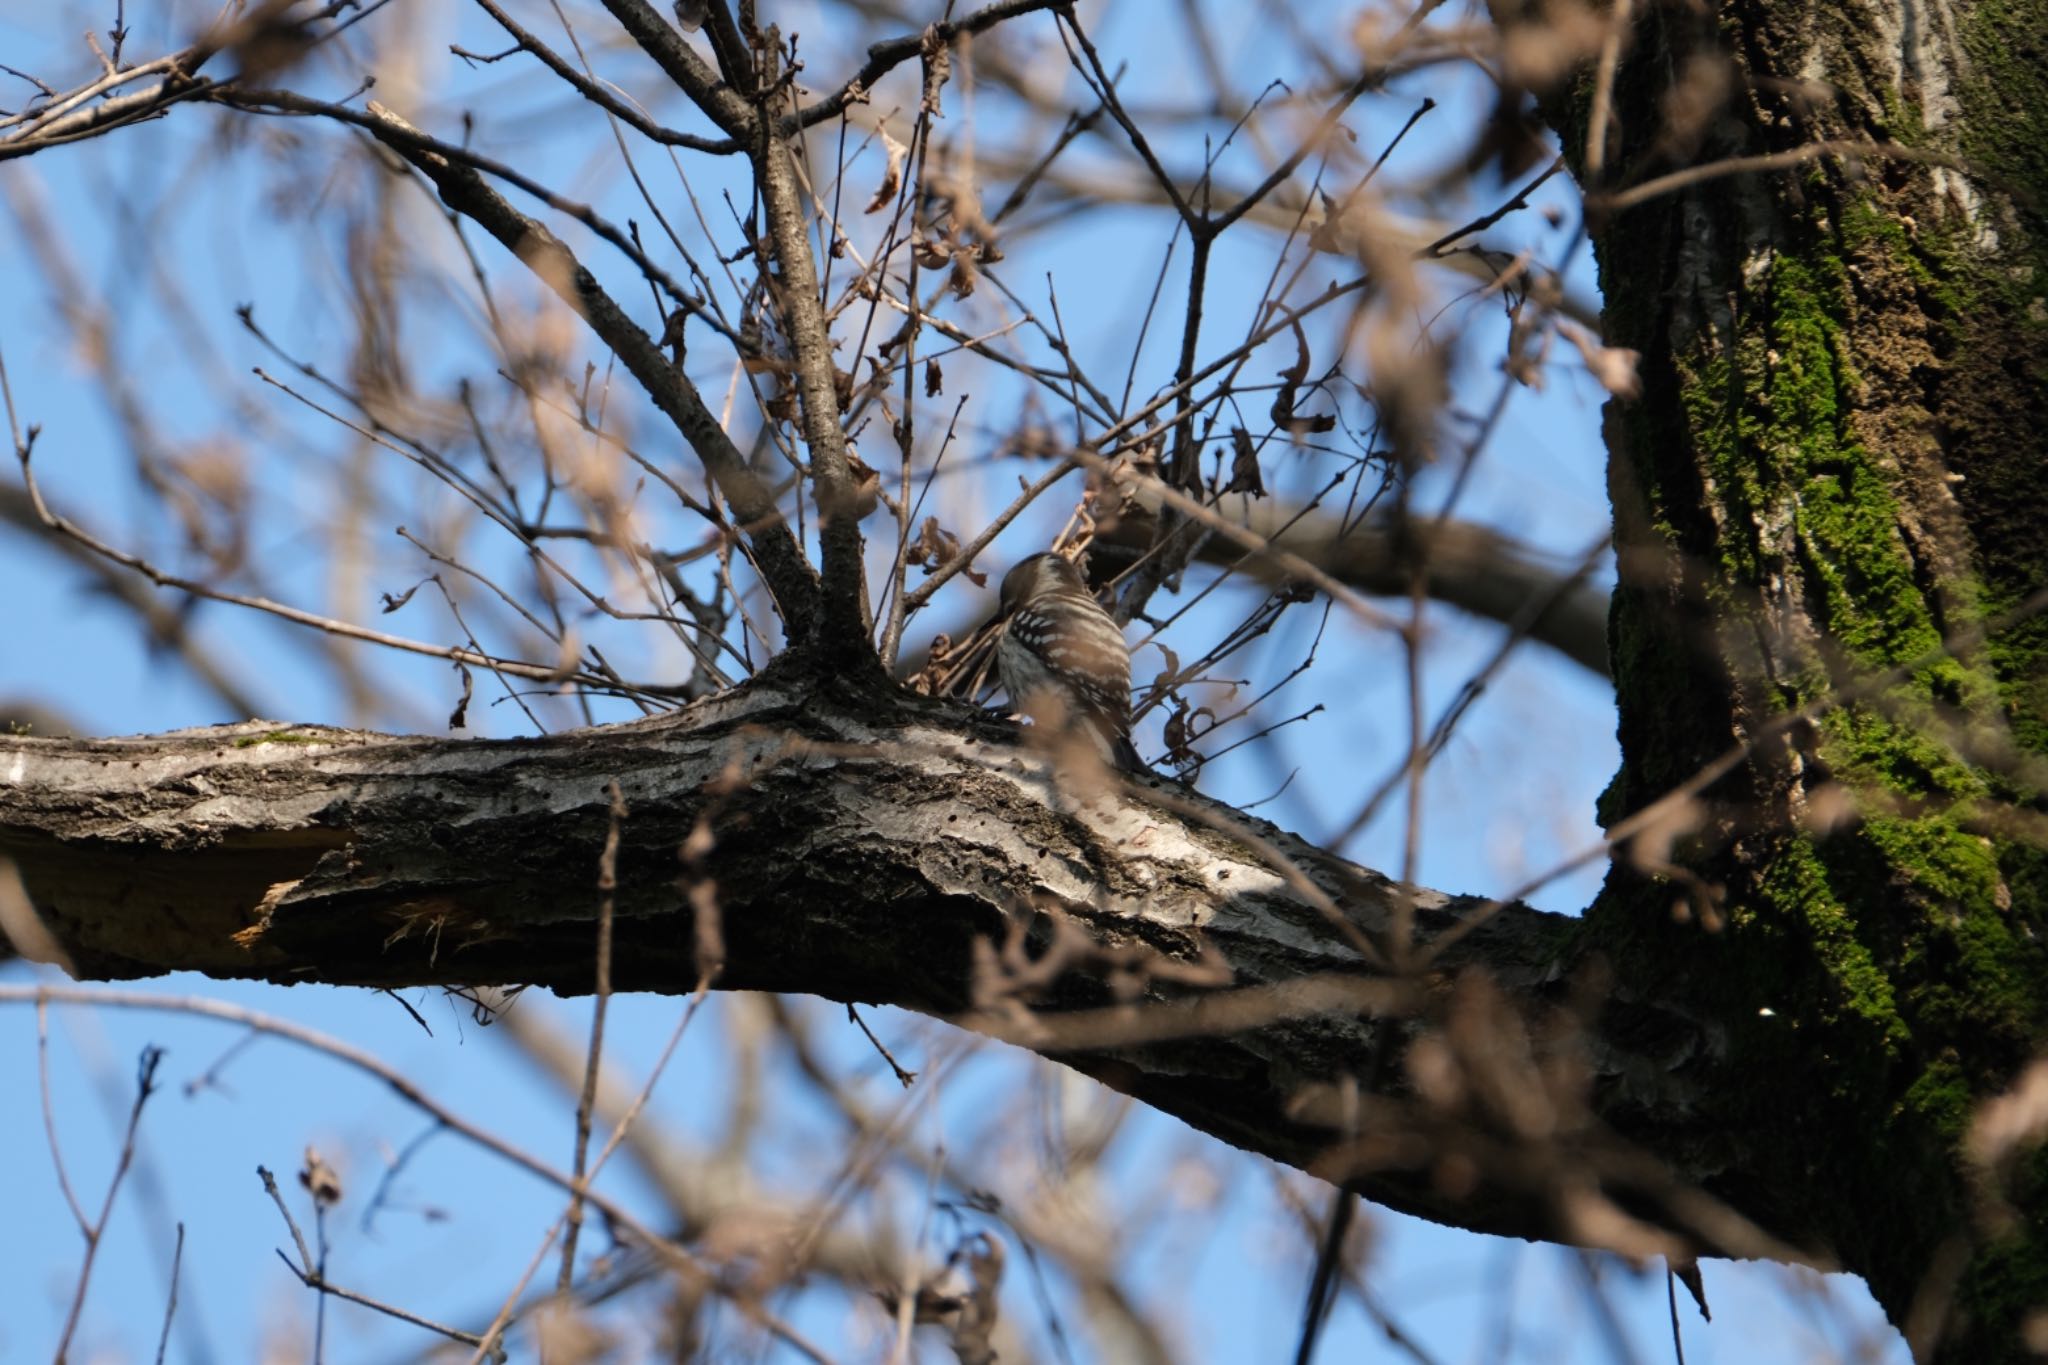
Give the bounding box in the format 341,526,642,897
865,130,908,214
948,252,977,298
300,1146,343,1206
1226,427,1266,497
1561,322,1641,398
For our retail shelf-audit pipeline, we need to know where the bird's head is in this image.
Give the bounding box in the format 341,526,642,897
999,552,1090,616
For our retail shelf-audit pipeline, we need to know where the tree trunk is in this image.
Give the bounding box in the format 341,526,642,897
1573,0,2048,1354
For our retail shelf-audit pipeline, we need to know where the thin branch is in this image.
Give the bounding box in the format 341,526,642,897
559,780,627,1289
750,69,873,656
471,0,734,152
0,485,269,718
785,0,1066,135
0,50,214,159
0,344,643,694
2,984,826,1362
1582,0,1633,186
37,997,91,1231
1208,68,1378,237
1068,446,1402,634
470,988,725,1360
53,1044,165,1365
1590,139,1970,215
896,456,1079,614
1056,5,1194,223
357,102,822,642
257,1165,317,1273
211,87,727,339
1332,533,1615,847
261,1167,502,1361
152,1223,184,1365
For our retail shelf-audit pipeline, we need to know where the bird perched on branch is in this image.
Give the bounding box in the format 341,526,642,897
995,552,1144,773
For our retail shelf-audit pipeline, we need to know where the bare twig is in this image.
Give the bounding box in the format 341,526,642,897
260,1166,503,1361
468,986,734,1361
471,0,733,152
0,486,268,718
352,102,824,642
558,780,627,1289
1591,139,1970,215
152,1223,184,1365
53,1044,165,1364
0,984,823,1362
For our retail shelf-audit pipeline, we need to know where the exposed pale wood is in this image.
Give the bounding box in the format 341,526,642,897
0,666,1735,1257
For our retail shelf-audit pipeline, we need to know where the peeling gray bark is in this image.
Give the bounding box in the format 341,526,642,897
0,665,1739,1255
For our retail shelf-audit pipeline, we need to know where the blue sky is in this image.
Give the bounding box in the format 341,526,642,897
0,1,1908,1360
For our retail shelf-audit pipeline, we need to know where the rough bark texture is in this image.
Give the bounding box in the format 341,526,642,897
1577,0,2048,1354
5,2,2045,1353
0,656,1761,1258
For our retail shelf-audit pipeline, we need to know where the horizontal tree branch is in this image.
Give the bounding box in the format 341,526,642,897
1095,506,1613,678
0,668,1782,1264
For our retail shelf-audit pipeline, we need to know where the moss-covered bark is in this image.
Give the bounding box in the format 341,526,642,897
1571,0,2048,1354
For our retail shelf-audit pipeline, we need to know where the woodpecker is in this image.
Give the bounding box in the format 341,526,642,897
995,552,1143,772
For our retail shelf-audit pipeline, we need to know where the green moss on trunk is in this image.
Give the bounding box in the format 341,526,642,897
1567,0,2048,1352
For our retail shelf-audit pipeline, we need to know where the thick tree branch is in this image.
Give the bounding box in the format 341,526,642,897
0,677,1781,1266
1095,506,1613,678
752,85,872,657
596,0,755,134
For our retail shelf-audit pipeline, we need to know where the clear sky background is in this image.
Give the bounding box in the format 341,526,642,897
0,1,1911,1361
